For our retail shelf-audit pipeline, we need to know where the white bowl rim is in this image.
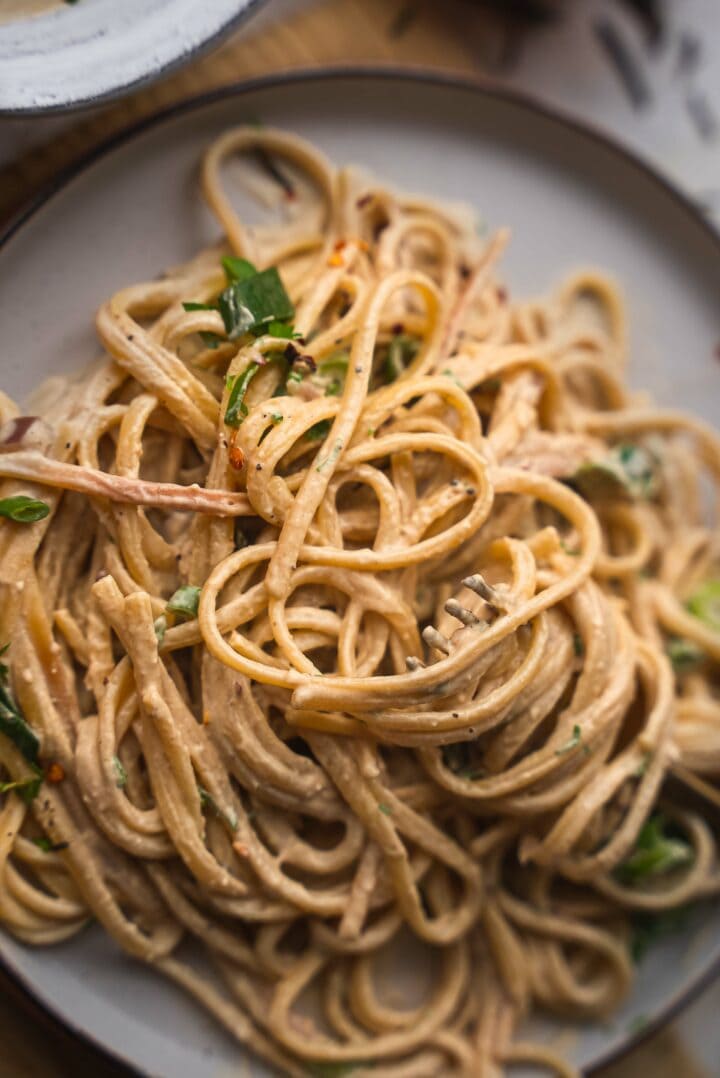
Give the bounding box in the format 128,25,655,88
0,0,267,115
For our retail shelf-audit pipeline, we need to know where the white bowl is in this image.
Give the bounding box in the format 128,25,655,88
0,0,265,114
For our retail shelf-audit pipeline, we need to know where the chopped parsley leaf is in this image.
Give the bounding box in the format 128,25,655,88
0,496,50,524
225,363,260,427
616,814,693,886
166,585,201,620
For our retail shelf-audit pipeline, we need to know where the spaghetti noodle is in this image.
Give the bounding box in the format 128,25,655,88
1,127,720,1077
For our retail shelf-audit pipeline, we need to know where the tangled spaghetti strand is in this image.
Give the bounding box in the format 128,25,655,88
1,127,719,1077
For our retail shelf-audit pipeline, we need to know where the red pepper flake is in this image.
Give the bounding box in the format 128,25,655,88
229,444,245,470
496,286,508,304
233,841,250,858
228,431,245,470
333,238,346,251
356,193,373,208
46,762,65,784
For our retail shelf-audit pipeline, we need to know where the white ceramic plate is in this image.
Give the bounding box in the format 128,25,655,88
0,0,265,114
1,70,720,1077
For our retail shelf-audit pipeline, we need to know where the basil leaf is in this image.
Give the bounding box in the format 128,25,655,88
166,585,201,620
571,444,658,502
199,331,224,350
222,256,258,283
0,770,42,804
33,837,69,853
225,363,259,428
218,268,294,340
306,420,332,442
182,301,218,312
617,814,694,885
0,653,40,765
266,320,299,339
686,580,720,634
0,496,50,523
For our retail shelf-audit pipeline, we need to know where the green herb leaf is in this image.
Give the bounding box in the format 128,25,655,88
377,803,392,816
571,444,658,502
0,771,43,804
269,412,284,426
198,786,239,832
153,615,167,645
32,837,69,853
573,633,584,657
617,815,694,886
182,301,218,312
555,724,584,756
266,320,300,339
199,331,224,350
166,585,201,620
225,363,260,427
222,256,258,283
218,267,294,340
316,353,349,397
113,755,128,789
686,580,720,634
666,636,703,672
0,496,50,524
0,651,40,765
318,354,349,375
383,334,418,384
306,420,332,442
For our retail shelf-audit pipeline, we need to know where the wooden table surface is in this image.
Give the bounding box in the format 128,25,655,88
0,1,714,1075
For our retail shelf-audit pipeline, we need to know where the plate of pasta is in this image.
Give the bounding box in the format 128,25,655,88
1,71,720,1078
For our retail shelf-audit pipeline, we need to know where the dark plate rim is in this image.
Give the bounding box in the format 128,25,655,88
0,0,268,117
1,64,719,1078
